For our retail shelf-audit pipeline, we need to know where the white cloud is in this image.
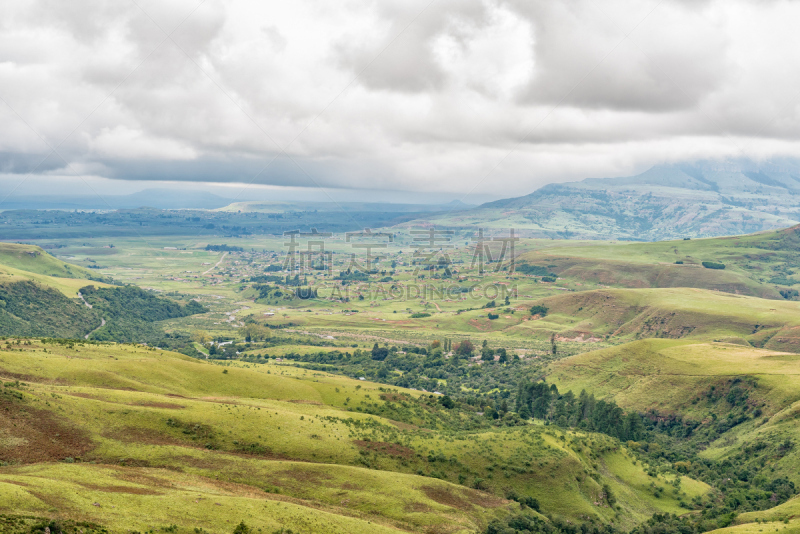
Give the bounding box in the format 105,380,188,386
89,125,197,160
0,0,800,200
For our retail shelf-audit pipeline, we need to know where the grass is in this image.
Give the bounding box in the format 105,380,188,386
509,287,800,348
0,341,709,530
0,262,111,297
548,339,800,416
0,243,100,279
548,338,800,484
7,225,800,530
514,224,800,299
0,463,413,534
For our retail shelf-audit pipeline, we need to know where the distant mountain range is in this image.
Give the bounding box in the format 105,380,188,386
0,189,235,210
408,159,800,240
0,189,476,213
216,199,474,213
8,160,800,241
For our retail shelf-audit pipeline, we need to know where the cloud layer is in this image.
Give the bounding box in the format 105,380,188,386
2,0,800,200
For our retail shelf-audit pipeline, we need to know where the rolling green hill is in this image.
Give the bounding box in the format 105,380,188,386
5,224,800,532
512,223,800,300
0,243,101,281
0,341,710,532
547,339,800,491
512,288,800,351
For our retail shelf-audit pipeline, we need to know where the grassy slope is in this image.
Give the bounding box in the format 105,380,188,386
547,339,800,485
515,224,800,299
719,494,800,531
0,342,708,532
0,242,111,298
0,243,99,280
324,285,800,354
0,265,111,297
0,463,407,534
512,287,800,350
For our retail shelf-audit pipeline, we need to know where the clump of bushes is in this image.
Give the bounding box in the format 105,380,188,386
529,305,548,317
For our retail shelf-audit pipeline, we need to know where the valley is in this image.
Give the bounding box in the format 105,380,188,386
2,219,800,533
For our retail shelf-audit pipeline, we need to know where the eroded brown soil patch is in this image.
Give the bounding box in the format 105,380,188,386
0,397,93,463
276,467,333,485
354,440,415,459
461,487,507,507
420,485,471,511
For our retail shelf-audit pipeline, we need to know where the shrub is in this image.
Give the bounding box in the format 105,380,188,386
702,261,725,269
780,288,799,299
529,305,548,317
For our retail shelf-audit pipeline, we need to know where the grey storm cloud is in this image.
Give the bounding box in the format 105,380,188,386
2,0,800,199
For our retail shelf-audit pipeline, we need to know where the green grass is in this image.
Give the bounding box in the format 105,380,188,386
0,341,709,531
514,224,800,299
548,338,800,485
508,287,800,349
0,262,111,298
0,463,416,534
9,225,800,530
0,243,100,282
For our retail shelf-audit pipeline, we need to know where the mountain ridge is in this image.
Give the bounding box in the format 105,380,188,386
409,159,800,240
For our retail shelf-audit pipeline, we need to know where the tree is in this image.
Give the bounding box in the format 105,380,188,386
191,330,211,344
455,339,474,356
241,323,268,342
498,348,508,363
371,342,389,361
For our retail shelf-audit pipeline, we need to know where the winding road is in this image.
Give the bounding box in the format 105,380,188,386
78,291,106,339
85,318,106,340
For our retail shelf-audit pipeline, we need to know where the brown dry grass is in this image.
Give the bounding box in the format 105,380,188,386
0,398,93,463
354,440,415,459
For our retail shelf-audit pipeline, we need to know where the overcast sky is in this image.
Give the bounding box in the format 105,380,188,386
2,0,800,203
